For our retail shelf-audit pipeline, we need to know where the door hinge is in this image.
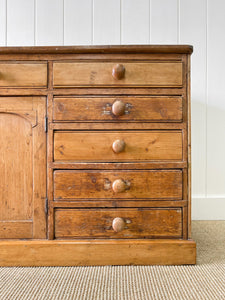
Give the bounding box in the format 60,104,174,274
44,116,48,132
45,198,48,215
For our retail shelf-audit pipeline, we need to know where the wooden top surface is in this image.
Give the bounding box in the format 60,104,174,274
0,45,193,54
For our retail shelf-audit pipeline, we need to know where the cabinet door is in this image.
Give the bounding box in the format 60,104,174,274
0,97,46,239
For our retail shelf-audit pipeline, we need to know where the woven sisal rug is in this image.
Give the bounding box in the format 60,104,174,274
0,221,224,300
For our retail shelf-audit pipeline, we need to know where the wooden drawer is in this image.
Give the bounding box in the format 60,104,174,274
54,208,183,239
0,62,47,87
54,170,183,200
54,130,183,162
53,61,183,87
53,96,183,122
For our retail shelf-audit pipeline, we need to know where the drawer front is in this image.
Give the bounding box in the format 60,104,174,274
53,62,183,87
0,63,47,87
54,130,183,162
54,170,183,200
54,208,183,239
53,96,183,122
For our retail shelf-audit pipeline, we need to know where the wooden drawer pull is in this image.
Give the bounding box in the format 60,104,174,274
111,100,126,116
112,139,126,153
112,217,125,232
112,179,127,193
112,64,125,80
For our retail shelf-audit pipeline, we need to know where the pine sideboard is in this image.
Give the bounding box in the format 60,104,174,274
0,45,196,266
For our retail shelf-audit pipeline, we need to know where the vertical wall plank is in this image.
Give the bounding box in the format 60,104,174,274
93,0,120,45
0,0,6,46
7,0,34,46
121,0,149,44
150,0,178,44
64,0,92,45
36,0,63,46
180,0,207,201
207,0,225,197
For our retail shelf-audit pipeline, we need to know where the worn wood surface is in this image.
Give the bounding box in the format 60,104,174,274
50,162,187,170
0,87,186,97
0,221,32,239
0,63,47,87
0,239,196,266
32,97,47,239
187,55,192,239
0,45,195,266
54,130,183,162
51,122,186,130
52,200,187,208
54,208,183,239
53,96,183,122
47,93,54,240
0,107,32,222
0,45,193,54
53,61,183,87
54,170,183,200
0,97,46,239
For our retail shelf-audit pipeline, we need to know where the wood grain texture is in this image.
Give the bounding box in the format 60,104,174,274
0,221,32,239
0,45,193,54
54,130,183,162
54,170,183,200
187,55,192,238
53,96,183,122
0,96,33,110
0,240,196,266
0,109,33,223
0,63,47,87
0,87,185,96
54,208,183,239
0,45,195,265
53,62,183,87
51,162,187,170
47,94,54,240
52,200,187,208
0,97,46,239
51,122,186,130
32,97,47,238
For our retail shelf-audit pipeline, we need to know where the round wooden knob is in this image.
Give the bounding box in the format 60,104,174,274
112,217,125,232
112,139,126,153
112,64,125,80
112,100,126,116
112,179,126,193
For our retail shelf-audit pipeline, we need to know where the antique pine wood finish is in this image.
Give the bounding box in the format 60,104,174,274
54,208,183,239
53,170,183,200
0,63,47,87
0,97,46,239
0,239,195,267
54,130,183,162
0,45,196,266
53,96,183,122
53,61,183,87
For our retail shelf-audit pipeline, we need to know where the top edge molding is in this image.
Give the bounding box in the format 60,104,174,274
0,45,193,55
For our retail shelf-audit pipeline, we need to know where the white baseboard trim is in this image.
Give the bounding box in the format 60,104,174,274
192,196,225,220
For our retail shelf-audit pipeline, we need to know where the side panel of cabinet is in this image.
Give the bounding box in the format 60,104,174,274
0,97,46,239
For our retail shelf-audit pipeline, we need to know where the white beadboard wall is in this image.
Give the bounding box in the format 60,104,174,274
0,0,224,220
